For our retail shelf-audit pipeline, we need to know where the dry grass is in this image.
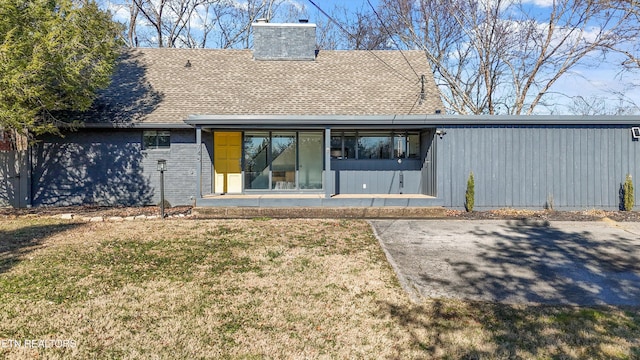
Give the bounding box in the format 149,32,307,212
1,217,639,359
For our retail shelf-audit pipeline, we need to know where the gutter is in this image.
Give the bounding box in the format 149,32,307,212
185,114,640,127
80,122,192,129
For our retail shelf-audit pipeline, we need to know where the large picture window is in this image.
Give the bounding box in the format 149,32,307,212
143,130,170,149
331,131,420,159
358,132,391,159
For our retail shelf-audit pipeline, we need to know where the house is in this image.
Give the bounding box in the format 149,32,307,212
17,21,640,210
29,21,444,208
0,130,29,208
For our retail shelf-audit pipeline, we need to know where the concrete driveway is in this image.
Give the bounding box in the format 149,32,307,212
370,219,640,306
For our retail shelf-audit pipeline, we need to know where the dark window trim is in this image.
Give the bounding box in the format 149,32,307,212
143,130,171,150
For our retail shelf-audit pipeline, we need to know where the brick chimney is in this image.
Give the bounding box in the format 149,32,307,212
252,20,317,61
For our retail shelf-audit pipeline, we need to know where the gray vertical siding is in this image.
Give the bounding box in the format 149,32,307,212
0,151,29,207
27,124,640,210
33,129,197,207
438,125,639,210
420,130,436,196
331,159,423,194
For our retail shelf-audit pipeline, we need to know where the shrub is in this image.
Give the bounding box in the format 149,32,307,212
545,193,555,211
623,174,634,211
465,171,475,212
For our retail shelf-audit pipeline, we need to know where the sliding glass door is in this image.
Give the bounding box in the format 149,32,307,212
242,131,324,191
244,132,269,190
298,132,323,189
271,132,296,190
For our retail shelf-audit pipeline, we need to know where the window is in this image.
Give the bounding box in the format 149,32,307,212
330,135,343,159
271,132,296,190
393,133,420,158
393,134,406,158
143,131,170,149
407,134,419,158
358,132,391,159
244,132,270,189
331,131,420,159
344,132,357,159
331,132,357,159
243,131,324,191
298,132,323,189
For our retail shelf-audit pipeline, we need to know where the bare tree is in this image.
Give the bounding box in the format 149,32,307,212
315,15,342,50
131,0,204,47
608,0,640,70
213,0,278,49
109,0,302,49
312,4,389,50
379,0,640,115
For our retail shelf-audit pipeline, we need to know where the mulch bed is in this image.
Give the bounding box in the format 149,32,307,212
0,205,193,218
447,208,640,222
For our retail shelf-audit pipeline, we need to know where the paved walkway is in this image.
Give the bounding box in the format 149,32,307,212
370,219,640,306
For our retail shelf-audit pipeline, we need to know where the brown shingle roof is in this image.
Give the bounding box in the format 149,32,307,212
87,48,443,125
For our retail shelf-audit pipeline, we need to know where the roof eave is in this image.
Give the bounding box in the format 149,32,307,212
79,122,192,129
185,114,640,128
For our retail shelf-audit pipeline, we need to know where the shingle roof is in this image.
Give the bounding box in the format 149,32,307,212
84,48,443,125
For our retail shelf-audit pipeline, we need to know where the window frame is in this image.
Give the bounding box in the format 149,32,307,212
330,131,420,160
143,130,171,150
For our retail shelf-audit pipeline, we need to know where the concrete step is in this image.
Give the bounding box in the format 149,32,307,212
192,206,448,219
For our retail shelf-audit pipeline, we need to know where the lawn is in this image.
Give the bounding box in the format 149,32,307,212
1,217,639,359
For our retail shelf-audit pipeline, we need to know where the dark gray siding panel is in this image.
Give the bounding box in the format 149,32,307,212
332,170,421,194
438,125,639,210
420,130,436,196
0,151,29,208
331,159,422,194
33,129,198,207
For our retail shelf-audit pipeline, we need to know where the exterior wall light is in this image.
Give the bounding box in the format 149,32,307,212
157,159,167,172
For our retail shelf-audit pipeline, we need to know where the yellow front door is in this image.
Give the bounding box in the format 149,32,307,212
214,132,242,193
